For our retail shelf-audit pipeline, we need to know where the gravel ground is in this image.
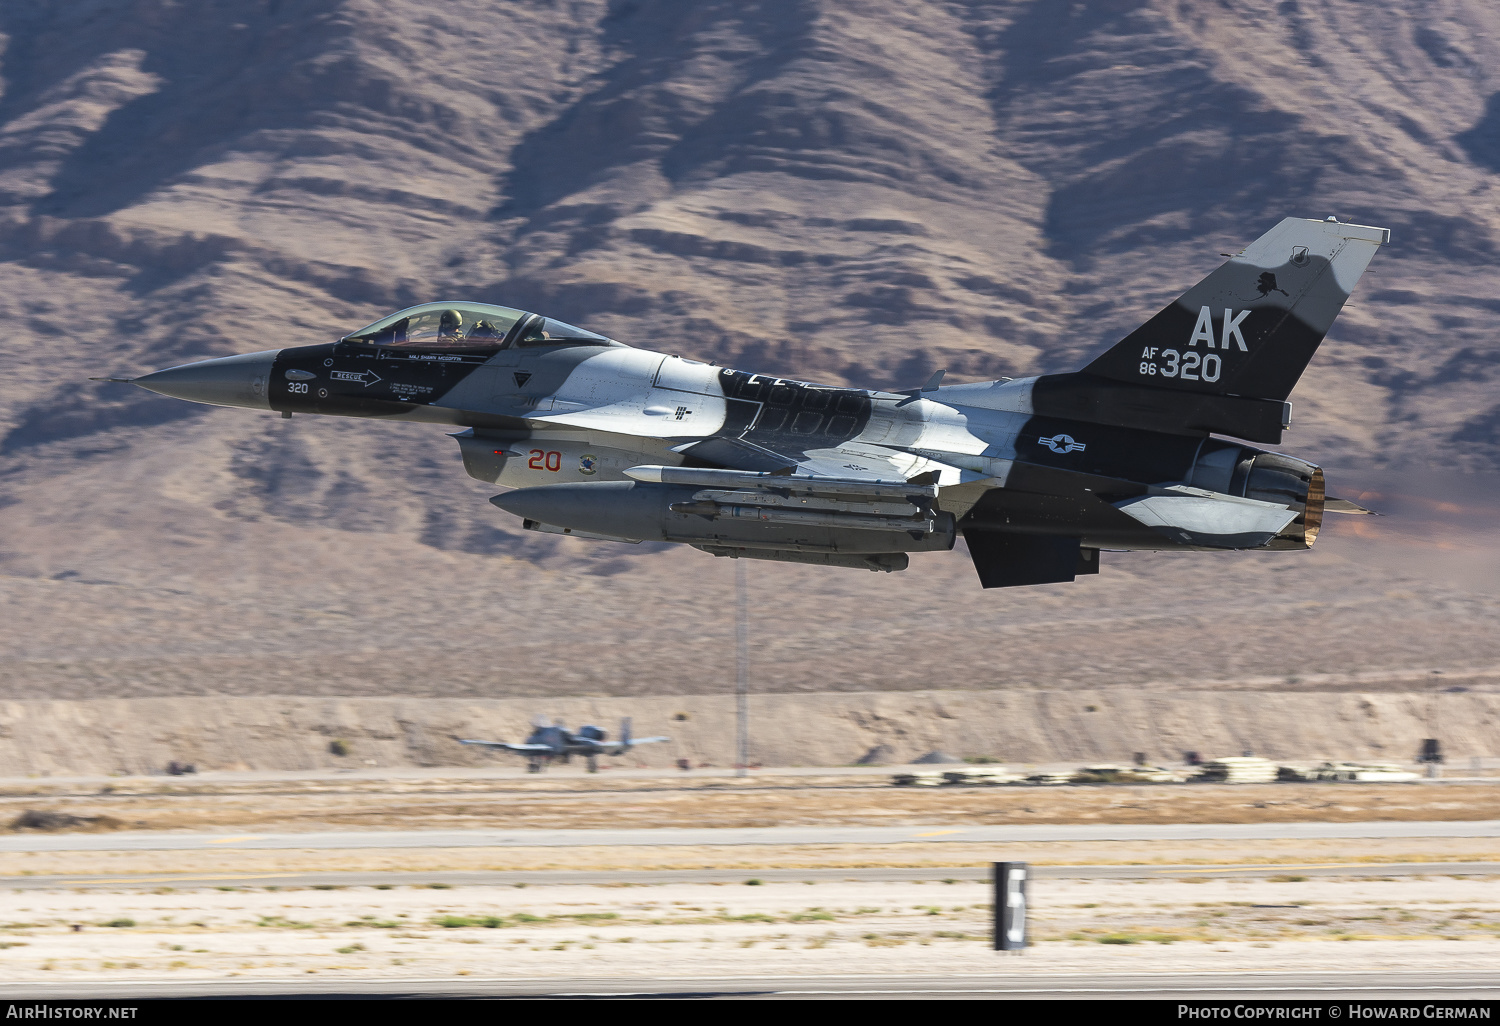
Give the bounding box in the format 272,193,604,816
2,876,1498,984
7,778,1500,834
5,837,1500,880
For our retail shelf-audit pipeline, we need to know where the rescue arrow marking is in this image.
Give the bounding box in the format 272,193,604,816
330,369,382,387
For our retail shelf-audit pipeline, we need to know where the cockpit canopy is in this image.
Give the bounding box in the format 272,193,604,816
340,302,618,349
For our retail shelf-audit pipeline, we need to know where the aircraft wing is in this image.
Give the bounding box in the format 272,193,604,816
630,434,1006,533
634,437,972,497
674,435,965,486
626,460,939,516
458,739,553,752
605,736,670,755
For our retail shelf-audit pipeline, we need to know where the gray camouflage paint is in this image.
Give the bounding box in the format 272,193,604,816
134,217,1387,582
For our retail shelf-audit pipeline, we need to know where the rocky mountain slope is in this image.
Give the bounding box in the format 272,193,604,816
0,0,1498,701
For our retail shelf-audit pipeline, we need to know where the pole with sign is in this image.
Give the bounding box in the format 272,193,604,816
993,861,1028,952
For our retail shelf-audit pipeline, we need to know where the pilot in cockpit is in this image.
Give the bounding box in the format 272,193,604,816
438,309,464,340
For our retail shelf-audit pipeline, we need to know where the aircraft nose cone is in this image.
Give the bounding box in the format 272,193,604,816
133,350,278,410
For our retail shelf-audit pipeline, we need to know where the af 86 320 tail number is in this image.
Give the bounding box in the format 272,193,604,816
1139,348,1222,382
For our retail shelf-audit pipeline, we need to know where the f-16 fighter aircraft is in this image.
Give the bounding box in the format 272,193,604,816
458,717,669,773
124,215,1385,588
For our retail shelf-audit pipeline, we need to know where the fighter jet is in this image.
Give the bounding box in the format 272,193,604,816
121,215,1385,588
458,717,669,773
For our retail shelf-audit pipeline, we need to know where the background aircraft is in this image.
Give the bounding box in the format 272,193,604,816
458,717,669,773
123,215,1383,588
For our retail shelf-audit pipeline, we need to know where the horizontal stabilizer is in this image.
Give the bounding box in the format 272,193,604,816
1114,492,1297,549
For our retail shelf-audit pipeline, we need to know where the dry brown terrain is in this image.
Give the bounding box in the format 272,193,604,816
13,836,1500,881
2,876,1499,985
2,519,1500,701
0,2,1498,706
3,689,1500,775
6,777,1500,835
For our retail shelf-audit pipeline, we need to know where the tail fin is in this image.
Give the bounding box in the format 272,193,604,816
620,716,632,747
1083,217,1388,402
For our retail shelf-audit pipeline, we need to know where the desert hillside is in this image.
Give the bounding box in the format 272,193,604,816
0,0,1497,701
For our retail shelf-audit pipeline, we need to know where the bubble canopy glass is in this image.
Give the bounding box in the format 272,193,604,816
340,302,616,349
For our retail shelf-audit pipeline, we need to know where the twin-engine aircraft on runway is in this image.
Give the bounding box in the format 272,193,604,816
123,216,1385,588
458,717,669,773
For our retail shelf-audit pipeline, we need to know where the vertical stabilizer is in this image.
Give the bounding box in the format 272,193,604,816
1083,217,1388,401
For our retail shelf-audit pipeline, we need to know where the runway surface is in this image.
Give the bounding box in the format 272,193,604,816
7,971,1500,999
6,861,1498,891
4,819,1499,853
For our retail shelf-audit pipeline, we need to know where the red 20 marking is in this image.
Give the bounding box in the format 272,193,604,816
528,449,562,472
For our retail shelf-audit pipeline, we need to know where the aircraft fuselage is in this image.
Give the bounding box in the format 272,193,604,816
127,216,1386,587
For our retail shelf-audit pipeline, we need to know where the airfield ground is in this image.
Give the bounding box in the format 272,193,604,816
3,770,1499,835
2,773,1500,993
1,869,1499,990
